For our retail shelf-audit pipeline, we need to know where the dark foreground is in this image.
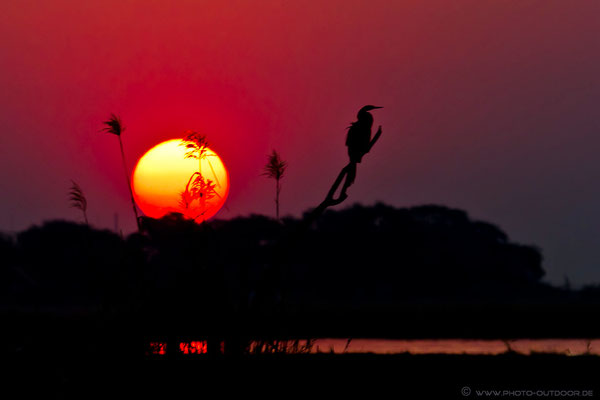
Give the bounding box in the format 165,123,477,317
5,351,600,399
3,308,600,399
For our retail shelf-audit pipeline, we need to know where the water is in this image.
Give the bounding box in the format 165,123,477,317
300,338,600,355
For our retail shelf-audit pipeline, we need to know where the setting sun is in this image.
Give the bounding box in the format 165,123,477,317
132,138,229,222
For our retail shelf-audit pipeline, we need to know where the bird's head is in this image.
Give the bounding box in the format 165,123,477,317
358,105,383,117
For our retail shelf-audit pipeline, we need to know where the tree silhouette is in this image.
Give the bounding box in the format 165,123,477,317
68,180,88,225
102,114,141,231
262,150,287,221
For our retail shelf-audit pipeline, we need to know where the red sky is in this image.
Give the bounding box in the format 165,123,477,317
1,1,599,286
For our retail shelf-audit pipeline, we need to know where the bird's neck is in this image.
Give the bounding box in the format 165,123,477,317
357,112,373,124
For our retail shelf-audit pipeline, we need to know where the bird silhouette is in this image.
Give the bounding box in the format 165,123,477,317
342,105,383,191
346,105,383,164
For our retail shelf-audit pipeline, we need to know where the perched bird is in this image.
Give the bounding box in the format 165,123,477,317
341,105,383,192
346,105,383,163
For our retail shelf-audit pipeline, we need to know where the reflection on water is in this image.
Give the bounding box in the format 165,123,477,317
146,339,600,356
305,339,600,355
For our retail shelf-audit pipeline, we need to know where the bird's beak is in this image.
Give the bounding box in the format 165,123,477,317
373,106,383,109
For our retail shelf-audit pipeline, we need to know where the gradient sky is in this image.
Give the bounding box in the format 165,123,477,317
1,1,599,287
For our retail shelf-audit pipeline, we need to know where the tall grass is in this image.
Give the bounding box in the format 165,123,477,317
68,180,88,225
262,150,287,221
102,114,140,231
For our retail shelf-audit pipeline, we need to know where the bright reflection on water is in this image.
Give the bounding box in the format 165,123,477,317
301,339,600,355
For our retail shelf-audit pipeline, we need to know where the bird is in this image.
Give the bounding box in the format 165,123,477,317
346,105,383,163
341,105,383,192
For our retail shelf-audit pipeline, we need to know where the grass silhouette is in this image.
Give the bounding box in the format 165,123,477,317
102,114,140,231
68,180,88,225
179,131,223,221
262,150,287,221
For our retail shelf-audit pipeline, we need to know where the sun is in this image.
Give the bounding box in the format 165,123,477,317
132,138,229,222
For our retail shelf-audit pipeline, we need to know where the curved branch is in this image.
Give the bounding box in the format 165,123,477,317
367,125,383,153
303,125,383,227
